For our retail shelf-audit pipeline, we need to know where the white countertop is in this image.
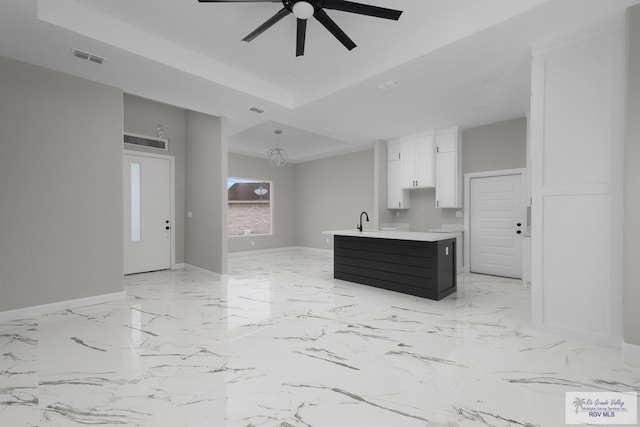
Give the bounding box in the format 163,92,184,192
323,229,457,242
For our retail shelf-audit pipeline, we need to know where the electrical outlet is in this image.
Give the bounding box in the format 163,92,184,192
187,211,193,218
251,241,255,247
326,237,330,244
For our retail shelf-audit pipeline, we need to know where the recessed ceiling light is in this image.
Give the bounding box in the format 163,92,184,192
377,80,400,91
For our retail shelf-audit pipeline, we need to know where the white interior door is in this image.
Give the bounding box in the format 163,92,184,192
123,154,171,274
470,173,523,278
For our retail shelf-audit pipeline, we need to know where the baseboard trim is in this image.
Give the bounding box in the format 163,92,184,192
533,321,621,348
184,264,226,280
228,246,333,258
0,291,126,322
172,263,185,270
294,246,334,255
227,246,300,258
622,340,640,366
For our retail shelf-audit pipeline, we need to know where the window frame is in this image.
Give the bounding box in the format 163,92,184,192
227,177,274,238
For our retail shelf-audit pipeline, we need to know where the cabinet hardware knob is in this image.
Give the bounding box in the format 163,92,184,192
517,222,522,227
166,226,171,230
517,230,522,234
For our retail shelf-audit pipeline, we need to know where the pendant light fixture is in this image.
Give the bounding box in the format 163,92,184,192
267,129,288,167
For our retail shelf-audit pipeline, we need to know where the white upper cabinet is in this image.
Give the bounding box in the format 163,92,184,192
435,127,463,208
387,142,409,209
400,132,435,189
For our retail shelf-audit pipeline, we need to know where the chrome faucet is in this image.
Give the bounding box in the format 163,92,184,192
357,211,369,232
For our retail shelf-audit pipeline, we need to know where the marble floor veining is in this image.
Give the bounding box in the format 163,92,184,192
1,249,638,426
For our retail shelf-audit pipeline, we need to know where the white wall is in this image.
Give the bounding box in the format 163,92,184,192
228,153,296,252
530,27,624,346
0,57,123,311
625,5,640,348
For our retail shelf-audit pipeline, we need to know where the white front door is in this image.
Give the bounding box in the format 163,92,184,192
469,173,523,279
123,154,171,274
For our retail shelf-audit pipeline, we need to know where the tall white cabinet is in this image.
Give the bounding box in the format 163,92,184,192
530,28,624,346
387,142,409,209
435,128,463,208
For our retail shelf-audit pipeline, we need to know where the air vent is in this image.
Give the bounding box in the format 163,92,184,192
124,133,168,151
376,80,399,91
72,49,105,65
249,106,266,114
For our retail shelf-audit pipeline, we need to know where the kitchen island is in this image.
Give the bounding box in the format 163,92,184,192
323,230,457,301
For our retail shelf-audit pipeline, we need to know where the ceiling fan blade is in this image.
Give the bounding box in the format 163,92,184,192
314,8,356,51
242,7,291,42
321,0,402,20
198,1,279,3
296,19,307,57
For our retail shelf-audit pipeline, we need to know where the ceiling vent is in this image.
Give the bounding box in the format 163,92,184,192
249,106,266,114
377,80,400,91
72,48,105,65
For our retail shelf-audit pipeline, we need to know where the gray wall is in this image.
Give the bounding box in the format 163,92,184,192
185,111,228,274
0,57,123,311
463,117,527,174
123,94,186,264
228,153,296,252
625,5,640,347
394,117,527,230
294,149,375,249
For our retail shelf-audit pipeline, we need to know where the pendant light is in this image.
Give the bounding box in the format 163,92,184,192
267,129,287,167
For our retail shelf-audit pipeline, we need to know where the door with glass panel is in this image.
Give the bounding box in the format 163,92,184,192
123,153,171,274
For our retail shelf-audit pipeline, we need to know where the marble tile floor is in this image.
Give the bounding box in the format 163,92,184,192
1,249,638,426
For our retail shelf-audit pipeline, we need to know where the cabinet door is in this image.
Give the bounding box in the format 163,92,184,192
400,139,417,189
435,128,462,208
416,137,435,188
387,158,407,209
436,150,456,207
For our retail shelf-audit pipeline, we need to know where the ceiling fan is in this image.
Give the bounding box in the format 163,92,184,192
197,0,403,57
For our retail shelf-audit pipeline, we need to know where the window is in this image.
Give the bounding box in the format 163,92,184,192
130,163,141,242
228,178,272,236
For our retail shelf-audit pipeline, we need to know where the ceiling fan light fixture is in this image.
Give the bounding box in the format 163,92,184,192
292,1,314,19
